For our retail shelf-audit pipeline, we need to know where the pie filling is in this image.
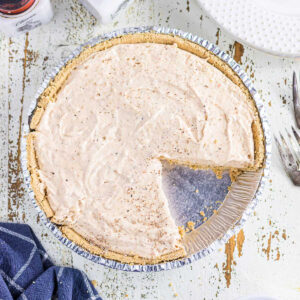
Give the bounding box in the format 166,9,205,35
28,39,263,262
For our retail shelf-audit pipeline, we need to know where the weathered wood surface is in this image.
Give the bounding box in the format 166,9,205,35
0,1,299,299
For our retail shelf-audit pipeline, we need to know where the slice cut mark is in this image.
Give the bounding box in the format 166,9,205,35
182,169,262,256
162,162,232,229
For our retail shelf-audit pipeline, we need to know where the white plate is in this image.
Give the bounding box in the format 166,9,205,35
197,0,300,57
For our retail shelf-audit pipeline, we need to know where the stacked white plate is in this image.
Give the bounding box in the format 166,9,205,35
197,0,300,57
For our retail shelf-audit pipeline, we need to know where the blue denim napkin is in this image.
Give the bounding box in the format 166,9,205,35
0,222,102,300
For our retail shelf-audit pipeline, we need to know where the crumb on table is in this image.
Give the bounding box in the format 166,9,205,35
91,280,97,287
178,226,185,237
187,221,195,231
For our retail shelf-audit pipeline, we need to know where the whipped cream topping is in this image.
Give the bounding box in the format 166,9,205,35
34,43,255,259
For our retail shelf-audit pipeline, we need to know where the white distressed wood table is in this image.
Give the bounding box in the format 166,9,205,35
0,1,299,299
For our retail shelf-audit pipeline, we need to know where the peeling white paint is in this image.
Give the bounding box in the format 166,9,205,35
0,0,300,299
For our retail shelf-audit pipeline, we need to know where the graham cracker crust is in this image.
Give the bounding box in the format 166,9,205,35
26,32,265,264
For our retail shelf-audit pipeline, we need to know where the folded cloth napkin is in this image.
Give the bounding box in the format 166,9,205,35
0,223,102,300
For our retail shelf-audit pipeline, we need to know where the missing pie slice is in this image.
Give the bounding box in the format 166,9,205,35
27,33,265,264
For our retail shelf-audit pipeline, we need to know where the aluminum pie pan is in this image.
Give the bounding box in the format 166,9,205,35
21,26,271,272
